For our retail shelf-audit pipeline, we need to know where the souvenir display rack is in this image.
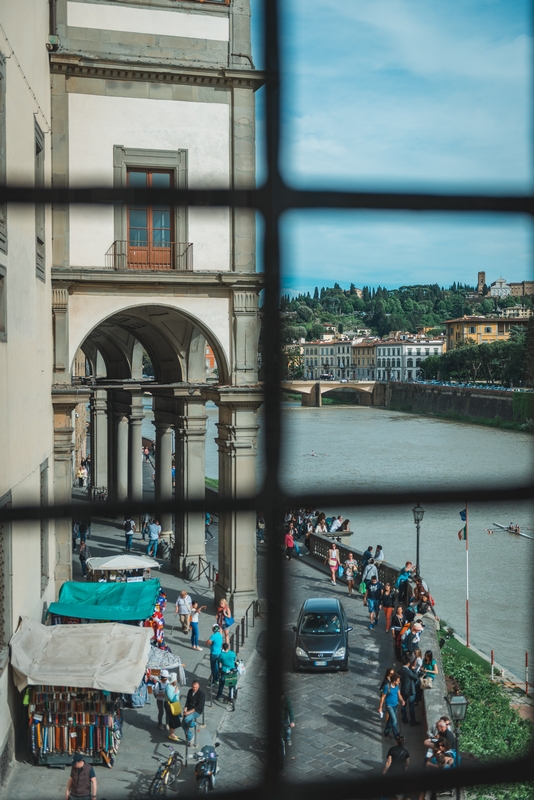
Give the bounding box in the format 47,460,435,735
27,685,123,766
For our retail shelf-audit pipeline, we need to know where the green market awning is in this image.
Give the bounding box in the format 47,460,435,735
48,579,160,621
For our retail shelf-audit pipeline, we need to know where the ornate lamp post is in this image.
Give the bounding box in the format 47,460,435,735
446,692,469,800
412,503,425,575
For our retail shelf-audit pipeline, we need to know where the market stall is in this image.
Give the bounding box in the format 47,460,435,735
47,579,161,625
85,553,160,583
10,617,152,766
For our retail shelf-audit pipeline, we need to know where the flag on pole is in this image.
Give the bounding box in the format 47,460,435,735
458,509,467,540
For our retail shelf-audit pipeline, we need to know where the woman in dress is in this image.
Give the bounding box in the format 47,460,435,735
217,598,233,644
381,582,396,632
344,552,358,596
325,542,341,585
189,601,206,651
391,605,407,661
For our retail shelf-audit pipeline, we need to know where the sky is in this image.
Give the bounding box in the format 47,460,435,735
250,0,534,293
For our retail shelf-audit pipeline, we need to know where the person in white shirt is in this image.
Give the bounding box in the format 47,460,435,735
375,545,385,562
315,520,328,534
329,516,343,533
175,590,193,633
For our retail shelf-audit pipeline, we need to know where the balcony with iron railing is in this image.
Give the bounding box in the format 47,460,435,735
105,241,193,271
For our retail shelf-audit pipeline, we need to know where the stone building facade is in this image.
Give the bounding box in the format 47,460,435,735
0,0,262,783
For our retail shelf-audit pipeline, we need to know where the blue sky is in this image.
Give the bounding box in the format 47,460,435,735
251,0,533,293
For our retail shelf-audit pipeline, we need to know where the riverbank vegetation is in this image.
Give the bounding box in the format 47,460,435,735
421,324,533,388
442,648,533,800
387,405,530,433
205,477,218,491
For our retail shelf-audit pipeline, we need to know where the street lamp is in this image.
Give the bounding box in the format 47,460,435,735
446,692,469,800
412,503,425,576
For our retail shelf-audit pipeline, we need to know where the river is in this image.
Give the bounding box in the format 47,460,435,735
144,401,533,680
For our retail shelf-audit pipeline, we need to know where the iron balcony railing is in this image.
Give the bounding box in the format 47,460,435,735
105,241,193,271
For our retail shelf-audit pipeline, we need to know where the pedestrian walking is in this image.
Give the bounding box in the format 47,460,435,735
344,552,358,596
78,518,89,545
175,590,193,634
165,673,182,742
76,465,85,488
205,512,214,541
378,672,405,739
382,582,396,632
216,643,237,701
285,523,296,559
146,519,161,557
365,574,384,629
256,514,266,543
325,542,341,585
144,446,150,462
182,680,205,744
65,752,97,800
79,541,91,578
189,601,206,650
123,517,136,552
382,734,410,798
391,606,407,661
207,624,223,684
216,598,233,644
154,669,170,731
362,558,378,591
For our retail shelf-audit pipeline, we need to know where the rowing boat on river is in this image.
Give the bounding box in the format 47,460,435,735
492,522,533,540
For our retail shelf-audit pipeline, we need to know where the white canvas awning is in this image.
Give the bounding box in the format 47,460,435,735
86,554,160,572
10,617,152,693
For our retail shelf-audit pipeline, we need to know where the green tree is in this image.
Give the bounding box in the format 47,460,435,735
296,304,313,322
306,323,325,341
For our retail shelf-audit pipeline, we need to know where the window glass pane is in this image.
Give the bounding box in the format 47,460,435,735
279,0,533,192
152,207,170,229
153,229,171,246
129,208,147,228
129,229,148,246
152,172,171,187
128,171,147,187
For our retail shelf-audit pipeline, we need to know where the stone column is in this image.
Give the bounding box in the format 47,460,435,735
90,390,108,491
115,412,129,503
232,290,260,386
52,386,90,596
173,388,208,574
128,394,144,503
154,419,173,535
202,387,263,617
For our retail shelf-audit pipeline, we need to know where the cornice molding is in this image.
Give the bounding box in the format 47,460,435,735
50,54,265,90
52,268,264,292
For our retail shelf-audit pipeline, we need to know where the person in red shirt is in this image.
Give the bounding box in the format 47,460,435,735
284,528,295,560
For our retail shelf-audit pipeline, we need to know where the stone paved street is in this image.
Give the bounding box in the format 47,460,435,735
5,485,425,798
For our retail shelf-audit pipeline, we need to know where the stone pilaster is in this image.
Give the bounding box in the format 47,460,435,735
154,419,174,535
52,288,70,383
232,290,260,386
115,412,129,503
202,386,263,616
172,388,208,574
128,392,144,504
90,390,108,491
52,386,90,596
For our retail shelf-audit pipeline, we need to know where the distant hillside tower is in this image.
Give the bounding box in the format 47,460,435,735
477,271,486,294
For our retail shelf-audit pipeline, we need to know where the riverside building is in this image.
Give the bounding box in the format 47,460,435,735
445,316,529,350
0,0,262,783
351,339,378,380
375,337,445,382
304,337,354,379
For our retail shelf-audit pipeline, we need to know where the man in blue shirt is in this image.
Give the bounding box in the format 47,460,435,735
216,643,237,701
206,624,223,683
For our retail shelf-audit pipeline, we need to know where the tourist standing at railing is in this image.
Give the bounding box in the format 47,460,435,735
382,582,396,632
217,598,233,645
375,544,385,562
361,545,374,570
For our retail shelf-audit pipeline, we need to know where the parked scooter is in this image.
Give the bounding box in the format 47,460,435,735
194,743,220,793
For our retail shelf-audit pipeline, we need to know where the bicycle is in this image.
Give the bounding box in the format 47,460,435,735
223,669,238,712
149,743,184,796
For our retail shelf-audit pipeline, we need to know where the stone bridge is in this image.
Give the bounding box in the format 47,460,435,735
282,380,378,407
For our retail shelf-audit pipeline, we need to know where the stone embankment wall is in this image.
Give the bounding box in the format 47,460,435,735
383,382,534,423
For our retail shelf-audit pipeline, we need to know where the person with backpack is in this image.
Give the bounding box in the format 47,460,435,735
399,655,420,726
382,734,410,797
123,517,136,552
378,672,405,739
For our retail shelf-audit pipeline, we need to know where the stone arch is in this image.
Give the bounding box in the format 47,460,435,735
71,302,230,384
